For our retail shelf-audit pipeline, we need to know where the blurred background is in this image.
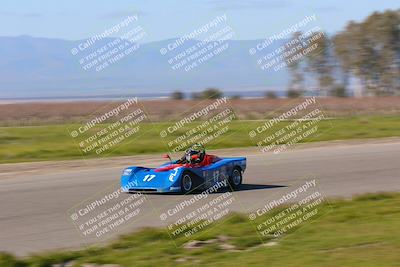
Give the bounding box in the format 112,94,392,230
0,1,399,267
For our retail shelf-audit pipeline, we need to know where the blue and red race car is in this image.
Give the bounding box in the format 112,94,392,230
121,144,246,193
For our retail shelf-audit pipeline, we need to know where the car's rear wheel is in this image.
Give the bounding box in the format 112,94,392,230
229,168,242,190
181,172,194,193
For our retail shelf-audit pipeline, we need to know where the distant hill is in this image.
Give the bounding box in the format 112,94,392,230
0,35,290,98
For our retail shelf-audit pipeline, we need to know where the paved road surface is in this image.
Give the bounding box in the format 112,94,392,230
0,139,399,256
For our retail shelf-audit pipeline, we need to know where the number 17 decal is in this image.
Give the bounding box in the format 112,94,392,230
143,174,156,182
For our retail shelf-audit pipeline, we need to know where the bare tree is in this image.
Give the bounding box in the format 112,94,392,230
304,31,334,96
333,10,400,96
284,32,305,93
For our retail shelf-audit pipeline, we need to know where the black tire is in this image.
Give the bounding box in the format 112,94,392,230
181,172,194,193
229,167,242,190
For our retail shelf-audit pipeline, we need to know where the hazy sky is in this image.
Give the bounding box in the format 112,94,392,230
0,0,398,41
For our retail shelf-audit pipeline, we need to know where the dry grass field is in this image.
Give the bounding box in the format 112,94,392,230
0,97,399,126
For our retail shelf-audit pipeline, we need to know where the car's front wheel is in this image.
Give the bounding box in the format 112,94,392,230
229,168,242,190
181,172,194,193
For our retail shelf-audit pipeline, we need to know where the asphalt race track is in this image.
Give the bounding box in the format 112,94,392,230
1,139,399,256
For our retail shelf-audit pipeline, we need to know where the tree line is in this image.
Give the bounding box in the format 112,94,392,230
286,9,399,97
171,10,399,100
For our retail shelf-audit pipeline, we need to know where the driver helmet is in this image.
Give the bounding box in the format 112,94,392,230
185,143,206,163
